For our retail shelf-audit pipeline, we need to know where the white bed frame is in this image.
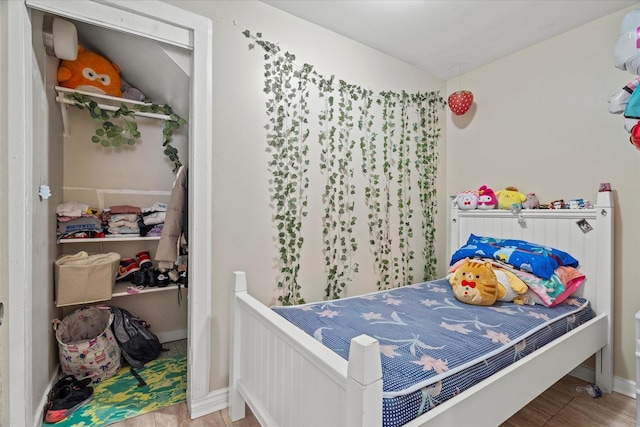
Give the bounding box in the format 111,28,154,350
229,191,614,427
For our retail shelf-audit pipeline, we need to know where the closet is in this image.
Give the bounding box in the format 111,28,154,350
6,2,213,423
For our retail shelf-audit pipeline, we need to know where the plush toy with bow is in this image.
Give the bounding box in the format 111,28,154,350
608,9,640,149
57,46,122,97
449,258,499,306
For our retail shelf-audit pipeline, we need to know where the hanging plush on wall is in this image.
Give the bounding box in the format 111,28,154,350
608,9,640,149
57,45,122,97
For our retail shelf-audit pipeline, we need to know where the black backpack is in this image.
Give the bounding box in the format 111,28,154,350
109,306,163,369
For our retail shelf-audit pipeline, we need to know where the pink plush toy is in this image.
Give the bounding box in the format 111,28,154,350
477,185,497,210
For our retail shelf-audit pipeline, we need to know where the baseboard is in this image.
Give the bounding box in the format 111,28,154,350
34,366,62,427
569,365,636,398
189,387,228,419
156,328,187,344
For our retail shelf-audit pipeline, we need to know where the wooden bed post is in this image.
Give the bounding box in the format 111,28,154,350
595,191,614,393
229,271,247,421
346,335,383,427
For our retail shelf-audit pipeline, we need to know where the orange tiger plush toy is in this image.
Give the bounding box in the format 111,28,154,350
449,258,499,306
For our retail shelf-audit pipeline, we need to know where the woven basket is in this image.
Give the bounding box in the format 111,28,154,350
55,306,121,383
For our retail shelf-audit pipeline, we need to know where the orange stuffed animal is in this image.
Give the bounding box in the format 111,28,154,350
57,46,122,97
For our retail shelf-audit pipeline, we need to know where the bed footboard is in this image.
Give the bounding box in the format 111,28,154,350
229,271,383,427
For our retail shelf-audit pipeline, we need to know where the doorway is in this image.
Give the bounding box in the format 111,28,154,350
5,1,213,424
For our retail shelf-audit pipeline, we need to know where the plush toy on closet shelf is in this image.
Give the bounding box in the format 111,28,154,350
608,9,640,149
495,186,527,210
57,45,122,97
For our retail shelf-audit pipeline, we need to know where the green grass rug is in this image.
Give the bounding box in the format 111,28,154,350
48,354,186,426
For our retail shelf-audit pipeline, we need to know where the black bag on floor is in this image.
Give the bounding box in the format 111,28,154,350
109,306,163,369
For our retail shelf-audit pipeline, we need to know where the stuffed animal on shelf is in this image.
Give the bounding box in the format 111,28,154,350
608,9,640,148
449,258,499,306
57,45,122,97
522,192,540,209
495,186,526,210
476,185,497,210
454,190,478,210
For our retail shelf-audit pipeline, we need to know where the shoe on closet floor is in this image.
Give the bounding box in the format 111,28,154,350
45,378,93,423
116,258,140,282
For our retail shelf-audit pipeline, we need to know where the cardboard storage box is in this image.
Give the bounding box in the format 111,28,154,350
55,251,120,307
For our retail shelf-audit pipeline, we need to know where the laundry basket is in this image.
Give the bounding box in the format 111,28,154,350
55,306,121,383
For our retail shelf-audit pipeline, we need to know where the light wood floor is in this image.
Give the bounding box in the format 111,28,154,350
110,369,636,426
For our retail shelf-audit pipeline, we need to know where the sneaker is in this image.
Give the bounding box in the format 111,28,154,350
50,375,91,397
130,269,147,286
145,268,158,287
156,269,170,288
45,384,93,423
116,258,140,282
135,251,152,269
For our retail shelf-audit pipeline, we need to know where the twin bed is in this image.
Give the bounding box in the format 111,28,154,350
229,191,614,426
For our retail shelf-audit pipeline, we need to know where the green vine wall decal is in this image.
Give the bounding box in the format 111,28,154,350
254,32,311,305
319,79,360,299
243,28,445,303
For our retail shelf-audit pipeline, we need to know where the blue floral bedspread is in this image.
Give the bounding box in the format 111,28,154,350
272,278,593,427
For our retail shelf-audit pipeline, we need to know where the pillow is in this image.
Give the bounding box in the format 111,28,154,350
450,234,579,280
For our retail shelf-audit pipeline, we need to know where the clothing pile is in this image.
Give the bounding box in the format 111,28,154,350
56,202,103,240
56,202,169,240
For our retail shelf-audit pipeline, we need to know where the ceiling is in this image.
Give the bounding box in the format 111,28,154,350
261,0,638,80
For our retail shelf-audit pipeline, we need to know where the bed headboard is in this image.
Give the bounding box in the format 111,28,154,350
449,191,614,315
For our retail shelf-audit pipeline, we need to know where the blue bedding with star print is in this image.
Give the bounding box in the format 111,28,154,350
272,278,592,427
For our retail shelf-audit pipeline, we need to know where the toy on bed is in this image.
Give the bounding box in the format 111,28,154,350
608,9,640,149
449,258,499,305
495,186,526,210
449,258,529,305
476,185,497,210
454,190,478,210
57,45,122,97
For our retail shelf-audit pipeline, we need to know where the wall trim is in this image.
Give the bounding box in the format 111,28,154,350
156,329,187,344
189,387,228,419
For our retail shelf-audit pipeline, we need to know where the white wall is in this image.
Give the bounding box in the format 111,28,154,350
164,0,447,391
0,2,9,425
446,6,640,383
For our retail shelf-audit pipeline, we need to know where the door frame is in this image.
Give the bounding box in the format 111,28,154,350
8,1,213,423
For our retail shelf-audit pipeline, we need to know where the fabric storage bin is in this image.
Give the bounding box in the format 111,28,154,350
55,306,121,383
54,251,120,307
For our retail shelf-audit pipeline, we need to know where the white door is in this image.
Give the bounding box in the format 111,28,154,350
7,1,213,423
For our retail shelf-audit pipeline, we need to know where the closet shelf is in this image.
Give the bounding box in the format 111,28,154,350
59,236,161,244
55,86,171,137
112,282,183,298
